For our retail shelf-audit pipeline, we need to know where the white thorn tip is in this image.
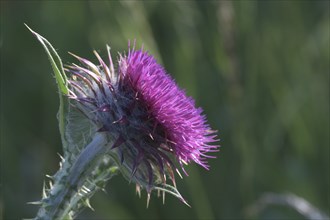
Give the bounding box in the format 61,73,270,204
162,191,166,204
146,193,151,208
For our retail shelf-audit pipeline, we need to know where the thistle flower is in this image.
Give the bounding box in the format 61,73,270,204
27,24,218,219
66,43,218,199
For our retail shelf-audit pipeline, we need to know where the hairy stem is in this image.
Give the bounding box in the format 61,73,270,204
36,132,116,220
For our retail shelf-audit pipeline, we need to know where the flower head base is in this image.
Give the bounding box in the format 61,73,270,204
65,43,218,203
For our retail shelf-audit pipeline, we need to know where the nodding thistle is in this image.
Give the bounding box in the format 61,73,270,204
68,43,218,180
27,25,219,219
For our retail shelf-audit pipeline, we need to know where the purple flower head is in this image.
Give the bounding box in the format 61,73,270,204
65,42,218,202
121,46,219,170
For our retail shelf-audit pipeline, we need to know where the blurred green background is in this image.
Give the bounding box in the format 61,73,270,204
1,1,329,219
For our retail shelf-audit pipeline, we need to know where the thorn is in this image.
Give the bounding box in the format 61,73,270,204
27,200,42,205
24,23,37,37
112,116,128,125
45,174,53,180
163,191,166,204
82,185,91,193
146,192,151,208
42,181,47,199
101,187,108,194
68,52,100,76
181,159,188,166
136,184,141,198
84,199,95,211
180,197,191,208
176,168,183,179
93,50,111,81
57,153,65,161
80,187,88,194
57,153,65,168
148,133,154,140
106,45,115,78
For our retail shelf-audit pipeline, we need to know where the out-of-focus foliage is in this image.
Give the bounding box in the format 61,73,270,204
1,1,329,219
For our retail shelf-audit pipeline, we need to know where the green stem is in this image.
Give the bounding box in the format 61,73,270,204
36,132,117,220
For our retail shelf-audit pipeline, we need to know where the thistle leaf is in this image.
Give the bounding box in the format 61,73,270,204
24,24,68,95
25,24,69,156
